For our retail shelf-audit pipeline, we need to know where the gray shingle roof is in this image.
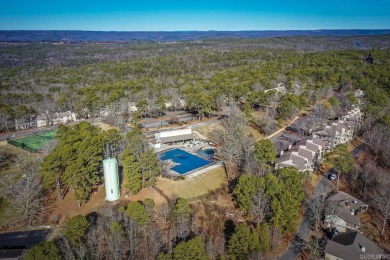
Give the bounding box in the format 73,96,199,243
327,191,368,225
325,232,383,260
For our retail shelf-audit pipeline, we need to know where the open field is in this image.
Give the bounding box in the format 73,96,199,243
245,125,265,140
47,185,107,223
92,122,119,131
8,130,57,153
46,167,227,223
195,122,222,140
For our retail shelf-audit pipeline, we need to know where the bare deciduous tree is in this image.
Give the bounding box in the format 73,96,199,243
212,107,247,179
368,174,390,235
0,154,45,226
305,186,331,232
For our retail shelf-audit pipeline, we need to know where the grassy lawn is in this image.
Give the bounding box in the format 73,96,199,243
245,125,265,140
92,122,119,131
156,166,227,200
195,122,222,140
8,129,57,152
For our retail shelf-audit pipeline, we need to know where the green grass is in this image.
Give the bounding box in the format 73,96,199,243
8,129,57,153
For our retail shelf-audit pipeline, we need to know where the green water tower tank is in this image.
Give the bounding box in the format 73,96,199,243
103,158,120,202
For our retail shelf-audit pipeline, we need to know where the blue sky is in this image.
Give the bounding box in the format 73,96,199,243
1,0,389,30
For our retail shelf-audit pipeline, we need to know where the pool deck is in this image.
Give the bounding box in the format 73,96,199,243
186,163,223,179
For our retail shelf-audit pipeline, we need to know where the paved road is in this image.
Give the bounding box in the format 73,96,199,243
279,144,364,260
0,229,50,249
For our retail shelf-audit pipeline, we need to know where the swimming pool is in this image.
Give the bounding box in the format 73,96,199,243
160,148,211,175
196,148,216,158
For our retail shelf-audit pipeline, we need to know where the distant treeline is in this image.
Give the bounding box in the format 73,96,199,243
1,30,390,43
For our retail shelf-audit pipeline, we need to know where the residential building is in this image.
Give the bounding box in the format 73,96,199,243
325,191,368,232
36,115,47,128
54,111,77,124
313,120,354,151
276,136,325,172
324,232,383,260
340,105,364,134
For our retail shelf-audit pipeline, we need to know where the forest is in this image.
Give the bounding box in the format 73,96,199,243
1,35,390,259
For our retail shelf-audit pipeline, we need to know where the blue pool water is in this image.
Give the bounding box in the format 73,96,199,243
196,148,216,158
160,148,211,175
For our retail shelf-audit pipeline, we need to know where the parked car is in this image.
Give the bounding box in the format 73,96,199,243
329,173,337,181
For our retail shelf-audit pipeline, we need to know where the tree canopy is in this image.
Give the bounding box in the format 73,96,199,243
40,122,120,204
25,241,60,260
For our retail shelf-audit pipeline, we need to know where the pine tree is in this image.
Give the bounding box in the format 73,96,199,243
122,150,142,194
139,149,161,188
254,139,276,165
64,215,90,245
40,122,110,204
173,236,207,260
233,175,265,214
250,224,261,252
228,224,251,259
126,201,148,226
265,170,304,233
25,241,60,260
259,223,270,253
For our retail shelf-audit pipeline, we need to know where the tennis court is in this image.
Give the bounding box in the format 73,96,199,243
8,129,57,153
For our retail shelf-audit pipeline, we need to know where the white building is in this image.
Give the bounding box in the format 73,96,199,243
155,127,194,144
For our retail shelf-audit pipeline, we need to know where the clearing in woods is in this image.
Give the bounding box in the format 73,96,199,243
48,167,227,222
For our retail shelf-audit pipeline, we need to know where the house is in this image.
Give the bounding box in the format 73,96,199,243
325,191,368,232
56,111,76,124
155,127,194,144
324,232,383,260
36,114,47,128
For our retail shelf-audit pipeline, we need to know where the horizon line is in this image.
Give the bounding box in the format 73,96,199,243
1,29,390,32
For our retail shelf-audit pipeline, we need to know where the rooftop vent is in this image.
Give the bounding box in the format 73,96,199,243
352,200,358,204
360,244,366,253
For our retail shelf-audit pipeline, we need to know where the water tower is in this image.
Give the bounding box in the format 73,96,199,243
103,158,120,202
